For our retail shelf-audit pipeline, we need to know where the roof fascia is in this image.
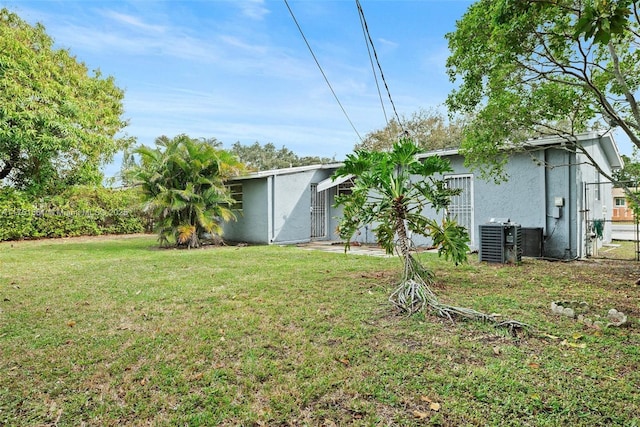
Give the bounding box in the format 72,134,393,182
229,162,344,181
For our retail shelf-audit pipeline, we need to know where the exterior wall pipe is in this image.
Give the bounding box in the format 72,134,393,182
537,149,549,237
566,150,573,258
267,175,274,243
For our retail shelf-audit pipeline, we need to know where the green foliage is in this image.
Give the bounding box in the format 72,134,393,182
125,135,245,248
31,186,146,238
446,0,640,182
574,0,633,44
0,186,146,241
0,189,34,240
334,138,469,262
230,141,334,171
354,108,466,152
614,153,640,187
425,218,470,266
0,8,133,195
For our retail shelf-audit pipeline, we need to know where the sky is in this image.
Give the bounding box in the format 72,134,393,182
1,0,634,178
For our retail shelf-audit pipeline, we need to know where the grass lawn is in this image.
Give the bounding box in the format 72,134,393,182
1,235,639,426
599,240,639,261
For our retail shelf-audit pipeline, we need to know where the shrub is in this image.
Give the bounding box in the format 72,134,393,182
0,189,35,240
0,186,148,241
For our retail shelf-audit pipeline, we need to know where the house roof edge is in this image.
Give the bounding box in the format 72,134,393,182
229,162,344,181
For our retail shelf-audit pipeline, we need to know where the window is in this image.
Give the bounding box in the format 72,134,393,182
615,197,626,207
445,174,473,244
337,179,354,196
226,183,243,211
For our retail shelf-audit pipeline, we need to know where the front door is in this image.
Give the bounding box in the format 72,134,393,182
310,184,326,239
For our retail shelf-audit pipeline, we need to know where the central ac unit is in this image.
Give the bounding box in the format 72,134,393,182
479,221,522,264
522,227,544,258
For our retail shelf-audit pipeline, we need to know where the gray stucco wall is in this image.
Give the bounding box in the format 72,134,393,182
345,142,615,260
347,152,550,250
448,153,548,250
543,149,577,258
445,141,615,260
271,170,317,243
222,136,617,258
576,138,616,257
222,178,268,244
222,168,340,244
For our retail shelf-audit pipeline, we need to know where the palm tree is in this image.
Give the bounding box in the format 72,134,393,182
126,135,244,248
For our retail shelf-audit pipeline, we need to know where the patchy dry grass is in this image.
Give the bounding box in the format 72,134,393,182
0,235,639,426
599,240,639,261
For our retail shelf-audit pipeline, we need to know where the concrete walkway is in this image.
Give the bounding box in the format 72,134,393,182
297,241,392,257
297,241,441,257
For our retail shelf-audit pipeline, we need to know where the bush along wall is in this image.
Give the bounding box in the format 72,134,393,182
0,186,149,241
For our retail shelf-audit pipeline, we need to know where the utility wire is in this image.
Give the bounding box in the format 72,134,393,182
283,0,363,142
357,1,389,127
355,0,404,133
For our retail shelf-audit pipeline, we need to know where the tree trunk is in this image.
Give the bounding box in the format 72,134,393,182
395,217,411,259
0,148,20,180
0,163,12,180
393,198,411,260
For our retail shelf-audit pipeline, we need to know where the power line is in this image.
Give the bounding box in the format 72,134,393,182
355,0,404,133
357,1,389,127
283,0,363,142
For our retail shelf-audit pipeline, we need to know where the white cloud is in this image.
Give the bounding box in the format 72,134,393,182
219,35,268,56
237,0,270,21
50,20,221,62
377,37,399,50
100,10,166,33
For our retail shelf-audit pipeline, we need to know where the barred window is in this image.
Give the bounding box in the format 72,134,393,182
226,183,243,211
337,179,354,196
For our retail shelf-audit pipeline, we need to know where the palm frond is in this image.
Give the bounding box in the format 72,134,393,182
122,134,243,247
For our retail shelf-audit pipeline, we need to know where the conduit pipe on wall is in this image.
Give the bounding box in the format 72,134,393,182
267,175,274,243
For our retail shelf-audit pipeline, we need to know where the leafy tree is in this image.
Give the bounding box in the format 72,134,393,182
445,0,639,184
355,108,465,152
0,8,132,195
614,153,640,187
230,141,334,171
614,151,640,218
125,135,245,248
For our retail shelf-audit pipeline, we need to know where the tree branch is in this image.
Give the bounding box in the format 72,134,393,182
607,41,640,130
0,148,19,181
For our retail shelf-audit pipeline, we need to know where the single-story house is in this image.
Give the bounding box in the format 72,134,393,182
222,163,346,245
223,131,622,260
612,187,636,222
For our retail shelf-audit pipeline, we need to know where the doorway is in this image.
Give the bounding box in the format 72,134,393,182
310,184,326,239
